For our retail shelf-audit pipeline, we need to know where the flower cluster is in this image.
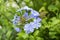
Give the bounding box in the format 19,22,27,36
12,6,41,34
24,17,41,34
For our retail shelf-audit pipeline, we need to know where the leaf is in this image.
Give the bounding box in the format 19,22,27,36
17,32,28,39
36,37,44,40
49,32,57,38
48,5,58,12
33,30,39,37
29,35,35,40
50,17,60,26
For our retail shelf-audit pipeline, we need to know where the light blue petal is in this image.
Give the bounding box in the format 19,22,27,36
31,10,39,17
34,17,41,23
14,27,21,32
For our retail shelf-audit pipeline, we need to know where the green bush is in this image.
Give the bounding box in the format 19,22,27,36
0,0,60,40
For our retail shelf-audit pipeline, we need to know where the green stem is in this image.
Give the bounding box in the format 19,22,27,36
1,13,12,23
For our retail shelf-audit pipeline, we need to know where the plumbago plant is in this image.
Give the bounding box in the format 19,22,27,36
12,6,41,34
0,0,60,40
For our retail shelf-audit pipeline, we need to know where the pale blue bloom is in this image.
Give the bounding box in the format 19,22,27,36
12,14,20,25
17,6,40,19
33,17,41,29
13,20,17,25
14,6,42,34
30,20,41,29
23,12,32,21
24,23,34,34
23,12,28,17
33,22,41,29
23,12,29,19
23,10,40,21
17,6,40,17
34,17,41,23
24,19,41,34
31,9,40,17
14,27,21,32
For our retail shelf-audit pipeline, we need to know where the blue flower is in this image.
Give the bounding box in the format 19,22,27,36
23,12,29,20
23,12,32,21
34,17,41,23
33,22,41,29
14,6,42,34
14,27,21,32
13,21,18,25
31,9,40,17
30,19,41,29
23,10,40,20
24,23,34,34
24,20,41,34
12,14,20,25
33,17,41,29
17,6,40,19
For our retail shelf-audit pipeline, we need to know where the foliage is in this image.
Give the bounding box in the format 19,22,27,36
0,0,60,40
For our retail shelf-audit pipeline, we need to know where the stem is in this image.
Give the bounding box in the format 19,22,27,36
1,13,12,23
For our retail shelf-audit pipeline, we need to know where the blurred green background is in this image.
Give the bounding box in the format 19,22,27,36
0,0,60,40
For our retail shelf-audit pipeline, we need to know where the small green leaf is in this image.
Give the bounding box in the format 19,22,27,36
18,32,28,39
36,37,44,40
48,5,58,12
29,35,35,40
33,30,39,37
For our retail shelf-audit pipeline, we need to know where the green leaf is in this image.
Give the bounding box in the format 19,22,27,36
29,35,35,40
36,37,44,40
49,32,57,38
18,32,28,39
50,17,60,26
33,30,39,37
48,5,58,12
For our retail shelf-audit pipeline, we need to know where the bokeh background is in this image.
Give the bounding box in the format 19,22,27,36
0,0,60,40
